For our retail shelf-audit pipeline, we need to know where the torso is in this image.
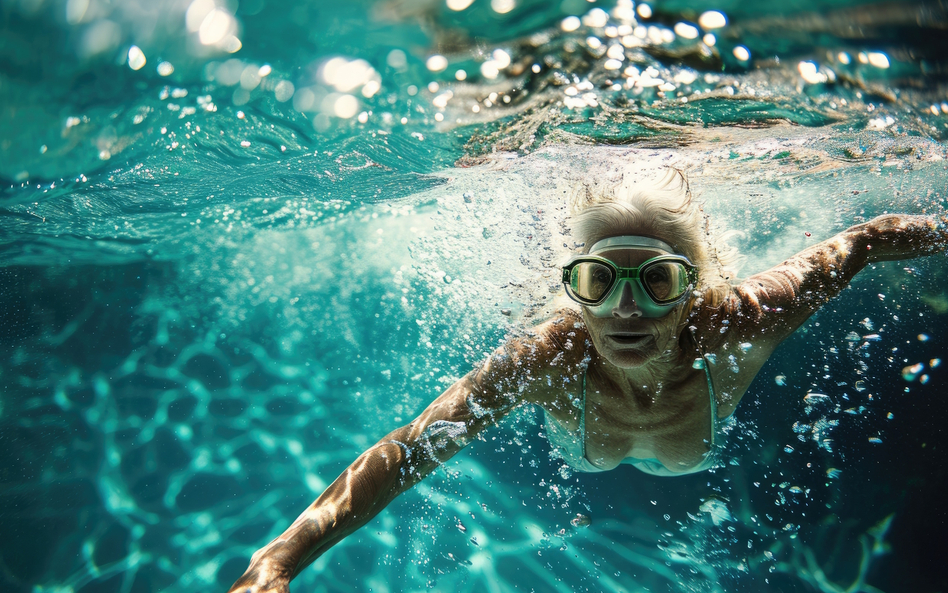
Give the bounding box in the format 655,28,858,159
524,301,777,473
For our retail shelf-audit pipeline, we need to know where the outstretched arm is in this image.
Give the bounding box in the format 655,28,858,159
733,213,947,343
227,371,511,593
693,214,946,416
227,313,584,592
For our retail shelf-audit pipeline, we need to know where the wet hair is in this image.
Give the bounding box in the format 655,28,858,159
568,167,743,308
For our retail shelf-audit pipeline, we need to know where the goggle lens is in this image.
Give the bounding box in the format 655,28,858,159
568,261,615,303
641,260,690,303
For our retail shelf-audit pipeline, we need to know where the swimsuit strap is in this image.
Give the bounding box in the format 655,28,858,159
688,326,719,446
580,370,587,454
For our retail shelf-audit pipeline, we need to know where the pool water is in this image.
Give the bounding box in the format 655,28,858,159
2,0,948,591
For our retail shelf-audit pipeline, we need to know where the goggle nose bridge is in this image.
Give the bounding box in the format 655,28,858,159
559,263,643,284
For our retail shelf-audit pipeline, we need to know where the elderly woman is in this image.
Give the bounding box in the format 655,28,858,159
229,170,947,592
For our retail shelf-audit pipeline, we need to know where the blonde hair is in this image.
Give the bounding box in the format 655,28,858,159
568,168,742,308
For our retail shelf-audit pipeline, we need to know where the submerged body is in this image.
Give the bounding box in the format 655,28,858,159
229,192,946,592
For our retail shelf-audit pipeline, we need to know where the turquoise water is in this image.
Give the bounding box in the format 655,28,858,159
2,0,948,591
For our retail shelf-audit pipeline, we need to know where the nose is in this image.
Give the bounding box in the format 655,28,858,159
611,282,643,318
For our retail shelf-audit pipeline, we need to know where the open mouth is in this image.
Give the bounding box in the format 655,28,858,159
607,333,652,346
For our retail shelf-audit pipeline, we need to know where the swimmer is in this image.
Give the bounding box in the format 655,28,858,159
228,169,948,592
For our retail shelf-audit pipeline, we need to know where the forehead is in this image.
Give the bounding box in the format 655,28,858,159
595,247,667,267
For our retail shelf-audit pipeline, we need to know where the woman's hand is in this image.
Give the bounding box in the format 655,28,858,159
227,549,292,593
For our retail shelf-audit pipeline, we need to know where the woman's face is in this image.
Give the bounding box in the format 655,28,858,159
581,246,690,369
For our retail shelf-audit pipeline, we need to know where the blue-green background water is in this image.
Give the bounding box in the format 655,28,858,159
3,0,948,591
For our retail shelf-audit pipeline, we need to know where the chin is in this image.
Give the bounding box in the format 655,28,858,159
600,345,658,368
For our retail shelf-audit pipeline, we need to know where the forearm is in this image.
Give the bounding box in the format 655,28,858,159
229,373,504,591
732,214,946,339
848,213,948,264
229,429,436,591
279,437,419,576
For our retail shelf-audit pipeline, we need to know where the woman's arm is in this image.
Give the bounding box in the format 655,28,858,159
732,214,947,344
227,312,584,592
226,372,511,593
693,214,946,416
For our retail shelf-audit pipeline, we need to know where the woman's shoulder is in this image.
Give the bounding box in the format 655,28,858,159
538,307,589,347
687,288,745,351
509,308,590,366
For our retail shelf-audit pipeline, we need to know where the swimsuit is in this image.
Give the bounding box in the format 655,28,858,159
544,341,730,476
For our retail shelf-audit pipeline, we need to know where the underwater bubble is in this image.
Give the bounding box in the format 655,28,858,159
739,342,752,352
803,393,831,405
868,437,883,444
783,445,794,453
386,49,407,70
844,331,861,342
920,374,930,384
854,380,866,392
931,358,942,368
797,61,827,84
426,55,448,72
867,51,890,68
561,16,581,32
128,45,146,71
332,95,359,118
733,45,750,61
826,468,842,479
902,362,924,381
698,10,727,29
492,49,511,69
918,334,930,342
446,0,475,10
692,358,706,370
698,498,732,525
673,22,699,40
274,80,295,102
862,334,881,342
570,513,591,528
481,62,499,79
199,8,237,46
674,70,697,85
583,8,609,28
775,375,786,386
490,0,515,14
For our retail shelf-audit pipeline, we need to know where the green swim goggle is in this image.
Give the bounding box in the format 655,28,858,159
562,236,698,318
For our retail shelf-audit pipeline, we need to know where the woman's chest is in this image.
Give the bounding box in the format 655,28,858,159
541,368,718,471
